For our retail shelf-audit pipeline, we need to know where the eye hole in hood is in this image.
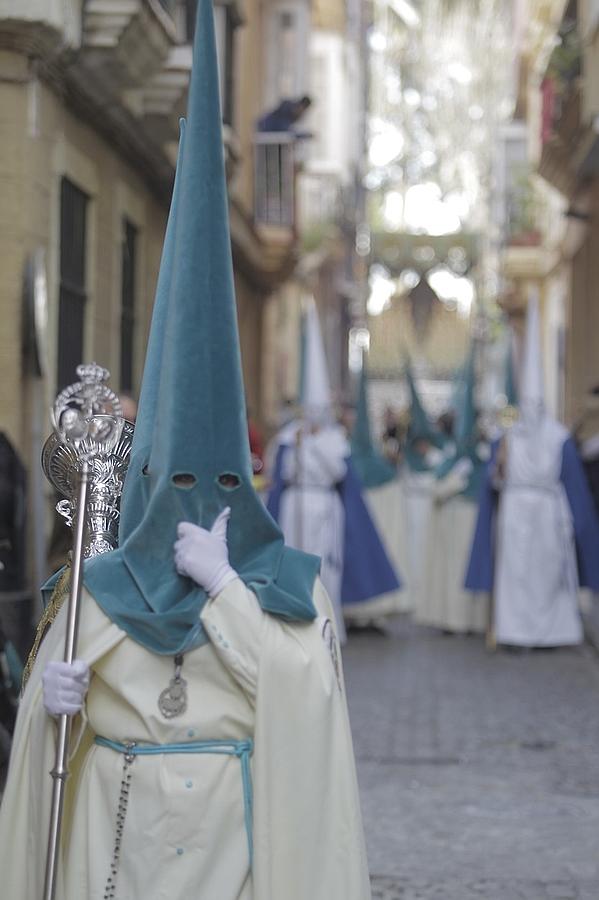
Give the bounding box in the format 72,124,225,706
172,473,198,488
218,472,240,490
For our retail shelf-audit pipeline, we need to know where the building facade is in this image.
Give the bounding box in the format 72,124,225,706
0,0,315,591
503,0,599,428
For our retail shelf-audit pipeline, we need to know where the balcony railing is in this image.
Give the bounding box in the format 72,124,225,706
254,133,296,229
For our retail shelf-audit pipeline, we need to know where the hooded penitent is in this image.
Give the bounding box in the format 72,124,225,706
404,363,444,471
267,300,400,604
351,360,395,488
84,0,318,654
465,289,599,602
435,346,483,499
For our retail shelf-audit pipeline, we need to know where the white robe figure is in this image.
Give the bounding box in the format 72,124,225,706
0,579,371,899
279,424,349,642
403,448,445,615
419,458,488,634
494,417,582,646
465,294,599,647
495,295,583,647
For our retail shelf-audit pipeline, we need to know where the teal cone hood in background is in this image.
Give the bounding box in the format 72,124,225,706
453,347,477,453
435,346,483,498
404,363,445,471
297,307,307,404
85,0,318,654
505,338,518,408
351,360,395,488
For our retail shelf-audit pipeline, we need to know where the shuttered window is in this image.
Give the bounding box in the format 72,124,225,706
57,177,88,390
120,219,137,393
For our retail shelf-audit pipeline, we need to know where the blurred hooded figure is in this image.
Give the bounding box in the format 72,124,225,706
267,301,399,642
268,300,348,639
465,294,599,647
401,365,447,614
418,347,489,634
349,358,408,621
0,4,371,898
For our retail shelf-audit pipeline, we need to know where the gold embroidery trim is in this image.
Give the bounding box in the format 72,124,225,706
22,565,72,692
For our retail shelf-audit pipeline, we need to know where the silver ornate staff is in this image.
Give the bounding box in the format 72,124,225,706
42,364,131,900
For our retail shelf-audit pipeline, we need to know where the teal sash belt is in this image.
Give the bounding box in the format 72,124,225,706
95,736,254,862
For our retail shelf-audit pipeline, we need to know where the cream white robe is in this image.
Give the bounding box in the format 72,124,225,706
0,578,370,899
403,469,436,616
419,463,488,634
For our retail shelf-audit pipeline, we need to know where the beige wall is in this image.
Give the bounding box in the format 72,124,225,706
565,197,599,424
231,0,266,213
0,52,28,453
0,51,167,465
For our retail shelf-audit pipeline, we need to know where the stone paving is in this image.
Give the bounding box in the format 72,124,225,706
342,619,599,900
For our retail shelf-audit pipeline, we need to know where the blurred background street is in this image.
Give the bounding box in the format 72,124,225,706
346,622,599,899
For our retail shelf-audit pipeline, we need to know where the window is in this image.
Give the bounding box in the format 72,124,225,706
120,219,138,393
57,178,88,390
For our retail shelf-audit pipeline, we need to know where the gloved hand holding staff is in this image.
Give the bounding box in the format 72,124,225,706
42,365,125,900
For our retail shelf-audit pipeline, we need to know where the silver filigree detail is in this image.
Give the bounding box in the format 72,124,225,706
43,364,134,558
52,362,122,451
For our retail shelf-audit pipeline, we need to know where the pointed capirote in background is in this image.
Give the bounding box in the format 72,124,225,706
504,336,519,410
348,358,409,619
465,292,599,647
351,359,396,489
418,345,489,634
0,2,372,897
268,299,400,639
404,363,446,472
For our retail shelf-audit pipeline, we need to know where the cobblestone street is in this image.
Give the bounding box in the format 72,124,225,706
343,620,599,900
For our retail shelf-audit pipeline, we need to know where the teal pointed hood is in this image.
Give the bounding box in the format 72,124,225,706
505,339,518,408
84,0,318,655
404,363,445,471
453,347,477,453
351,360,395,488
435,346,483,498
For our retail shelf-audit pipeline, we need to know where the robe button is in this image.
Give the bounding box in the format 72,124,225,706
176,848,184,856
185,779,193,789
187,729,195,738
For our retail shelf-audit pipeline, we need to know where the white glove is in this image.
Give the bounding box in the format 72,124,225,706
433,458,473,505
42,659,90,717
174,507,238,598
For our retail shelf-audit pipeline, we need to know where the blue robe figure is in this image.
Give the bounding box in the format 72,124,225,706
267,303,400,639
